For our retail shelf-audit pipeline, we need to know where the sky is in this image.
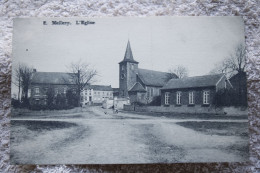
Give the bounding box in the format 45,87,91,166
12,17,245,92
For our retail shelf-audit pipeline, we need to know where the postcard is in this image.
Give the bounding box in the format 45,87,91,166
11,17,248,164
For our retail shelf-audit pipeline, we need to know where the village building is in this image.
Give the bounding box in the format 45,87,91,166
29,71,74,105
29,70,113,105
160,74,233,108
81,85,113,105
119,41,177,104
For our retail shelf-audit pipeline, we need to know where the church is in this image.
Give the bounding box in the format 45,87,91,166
118,41,177,104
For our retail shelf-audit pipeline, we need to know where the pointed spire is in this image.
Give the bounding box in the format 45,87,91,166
119,40,139,64
124,40,134,60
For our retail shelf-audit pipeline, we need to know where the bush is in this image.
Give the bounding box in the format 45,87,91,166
132,101,146,107
213,88,247,107
30,104,48,111
11,98,20,108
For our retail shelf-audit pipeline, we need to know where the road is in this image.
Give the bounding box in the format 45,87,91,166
10,107,249,164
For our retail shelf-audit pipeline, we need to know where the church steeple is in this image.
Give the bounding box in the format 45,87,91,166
119,40,139,64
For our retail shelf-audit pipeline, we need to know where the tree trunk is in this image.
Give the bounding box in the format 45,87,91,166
77,70,81,107
18,76,21,102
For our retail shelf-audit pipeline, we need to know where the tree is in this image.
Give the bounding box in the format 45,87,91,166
210,44,246,77
46,86,55,107
66,89,78,107
20,65,33,104
66,60,98,107
13,64,33,105
166,65,188,81
13,64,22,101
210,44,246,106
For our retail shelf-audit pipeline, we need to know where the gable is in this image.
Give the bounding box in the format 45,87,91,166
128,82,146,92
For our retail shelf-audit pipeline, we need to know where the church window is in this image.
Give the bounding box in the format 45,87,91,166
131,64,134,70
121,65,125,71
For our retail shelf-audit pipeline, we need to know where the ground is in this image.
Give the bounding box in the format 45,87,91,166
10,106,249,164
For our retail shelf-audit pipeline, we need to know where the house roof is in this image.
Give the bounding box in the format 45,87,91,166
31,72,112,92
85,85,113,91
129,82,146,92
31,72,73,85
162,74,225,90
137,68,174,87
119,40,139,64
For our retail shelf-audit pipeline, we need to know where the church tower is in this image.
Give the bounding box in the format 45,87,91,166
119,40,139,98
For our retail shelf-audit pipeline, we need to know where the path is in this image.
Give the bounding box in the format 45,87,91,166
10,107,249,164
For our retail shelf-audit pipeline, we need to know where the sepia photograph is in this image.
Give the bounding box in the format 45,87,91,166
10,17,249,164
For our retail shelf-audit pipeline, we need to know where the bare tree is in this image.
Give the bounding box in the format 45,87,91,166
210,44,246,106
20,65,34,103
13,64,33,103
167,65,189,80
210,44,246,77
66,60,98,107
13,64,22,101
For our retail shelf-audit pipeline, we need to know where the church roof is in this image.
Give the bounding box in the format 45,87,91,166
137,68,173,87
119,40,139,64
31,72,73,85
162,74,225,90
128,82,146,92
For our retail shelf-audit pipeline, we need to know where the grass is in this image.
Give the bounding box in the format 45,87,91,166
175,121,249,138
11,120,77,132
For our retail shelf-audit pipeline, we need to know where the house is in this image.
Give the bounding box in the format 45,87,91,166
30,70,113,106
81,85,113,105
119,41,177,104
160,74,233,108
29,71,75,105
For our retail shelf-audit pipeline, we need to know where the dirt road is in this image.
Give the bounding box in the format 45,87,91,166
10,107,249,164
